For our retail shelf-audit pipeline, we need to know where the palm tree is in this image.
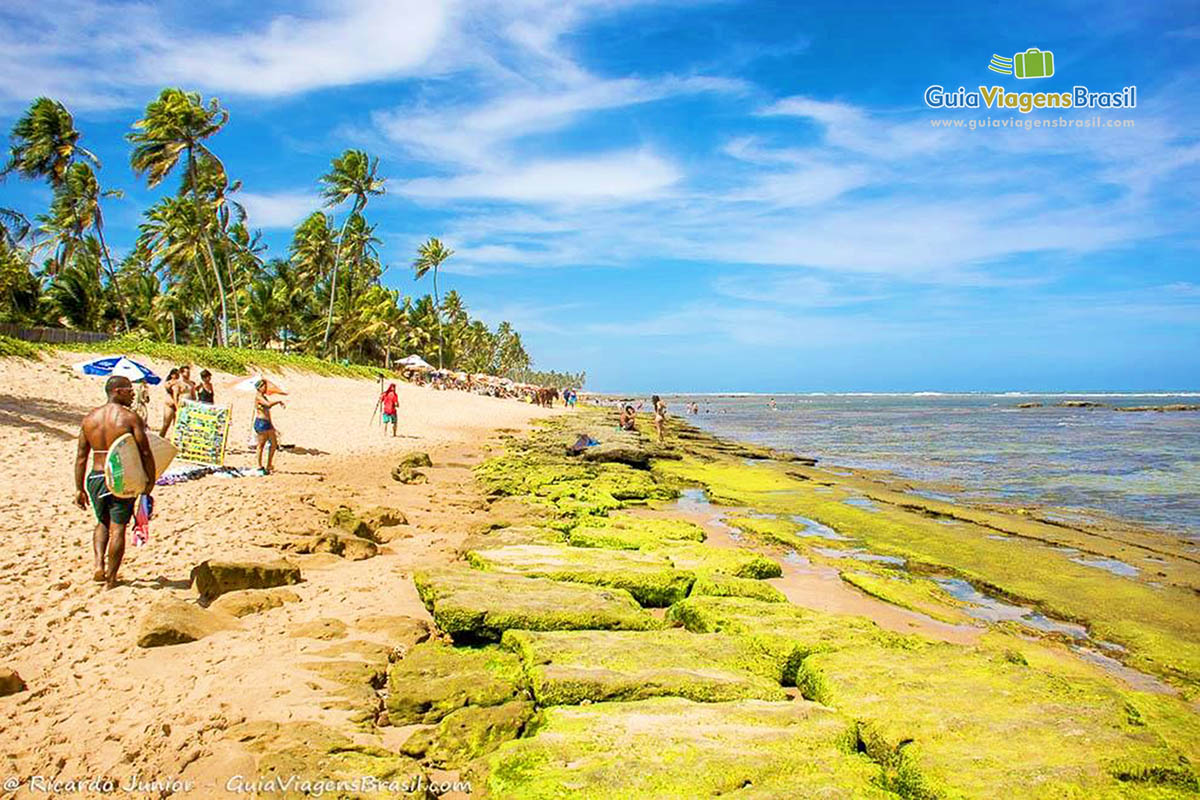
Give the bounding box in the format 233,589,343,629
319,149,384,350
38,162,129,329
0,208,31,250
128,88,232,344
412,237,454,368
3,98,98,185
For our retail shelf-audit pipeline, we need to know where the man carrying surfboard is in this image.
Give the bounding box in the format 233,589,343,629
74,376,156,589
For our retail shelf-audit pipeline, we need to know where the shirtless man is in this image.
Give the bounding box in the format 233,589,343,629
75,376,156,589
177,365,197,403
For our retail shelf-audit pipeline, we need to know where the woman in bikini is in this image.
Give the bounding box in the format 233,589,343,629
197,369,215,403
158,368,180,437
652,395,667,443
253,379,285,473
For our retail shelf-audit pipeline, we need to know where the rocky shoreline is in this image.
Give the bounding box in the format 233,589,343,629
341,408,1199,797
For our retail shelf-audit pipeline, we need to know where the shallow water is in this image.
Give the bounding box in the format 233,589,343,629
667,393,1200,539
790,515,850,540
1070,556,1139,578
933,577,1087,638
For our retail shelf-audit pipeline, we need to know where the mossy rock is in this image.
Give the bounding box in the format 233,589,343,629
289,618,349,640
190,559,302,600
502,629,790,705
353,614,430,653
391,465,429,484
801,642,1200,798
689,573,786,603
385,642,524,725
229,720,426,798
402,700,536,768
668,596,901,682
329,505,373,539
840,570,971,625
413,568,662,642
566,515,705,550
726,515,813,549
459,525,565,555
397,452,433,469
471,697,890,799
649,542,782,579
305,659,386,724
136,596,240,648
465,544,696,607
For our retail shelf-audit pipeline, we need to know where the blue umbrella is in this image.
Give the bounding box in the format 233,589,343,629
73,356,162,385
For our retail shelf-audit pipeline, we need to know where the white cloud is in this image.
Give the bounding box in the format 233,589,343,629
398,149,681,203
238,190,321,229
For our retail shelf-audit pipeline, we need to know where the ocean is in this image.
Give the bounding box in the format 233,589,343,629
656,393,1200,540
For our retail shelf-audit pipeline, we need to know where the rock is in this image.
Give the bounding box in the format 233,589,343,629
459,525,565,556
359,505,407,528
136,596,240,648
266,531,377,560
1056,400,1107,408
209,587,301,618
465,544,696,607
339,536,378,561
397,451,433,469
469,697,887,798
689,573,786,603
328,506,372,539
288,618,348,640
304,659,386,724
650,542,782,580
414,567,661,642
353,615,430,653
1115,404,1200,412
402,700,535,767
503,629,789,705
1016,402,1044,408
0,667,27,696
229,721,426,790
191,559,301,601
391,465,429,484
566,516,705,550
801,642,1197,797
580,442,652,468
386,642,524,724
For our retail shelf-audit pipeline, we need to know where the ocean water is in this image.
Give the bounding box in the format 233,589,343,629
660,393,1200,540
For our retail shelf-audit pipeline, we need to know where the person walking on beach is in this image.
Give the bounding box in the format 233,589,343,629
196,369,215,404
652,395,668,443
158,368,180,437
253,378,285,473
380,383,399,437
74,376,156,589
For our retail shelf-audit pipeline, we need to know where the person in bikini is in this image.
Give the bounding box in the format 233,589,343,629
196,369,215,403
75,376,156,589
158,368,179,437
652,394,668,443
253,379,285,473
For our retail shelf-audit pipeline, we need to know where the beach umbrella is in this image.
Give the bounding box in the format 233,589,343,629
232,375,288,395
74,356,161,385
397,354,434,370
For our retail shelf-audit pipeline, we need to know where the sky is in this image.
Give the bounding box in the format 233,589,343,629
0,0,1197,392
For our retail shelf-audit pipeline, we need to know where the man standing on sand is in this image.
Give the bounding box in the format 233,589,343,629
380,383,399,437
75,376,156,589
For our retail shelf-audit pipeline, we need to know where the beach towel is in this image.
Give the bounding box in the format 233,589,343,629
130,495,153,547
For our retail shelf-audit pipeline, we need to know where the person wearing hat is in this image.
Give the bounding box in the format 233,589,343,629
253,378,285,473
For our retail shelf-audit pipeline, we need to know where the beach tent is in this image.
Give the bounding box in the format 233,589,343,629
74,356,161,385
397,355,434,370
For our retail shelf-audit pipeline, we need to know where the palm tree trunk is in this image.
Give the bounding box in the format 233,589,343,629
95,226,130,332
188,150,228,346
321,210,356,353
433,266,443,369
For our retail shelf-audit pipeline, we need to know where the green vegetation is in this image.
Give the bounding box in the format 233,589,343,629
0,94,575,382
0,333,38,358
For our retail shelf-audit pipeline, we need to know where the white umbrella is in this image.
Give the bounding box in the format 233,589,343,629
397,354,434,370
232,375,288,394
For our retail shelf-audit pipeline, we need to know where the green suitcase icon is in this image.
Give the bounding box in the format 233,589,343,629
1014,48,1054,79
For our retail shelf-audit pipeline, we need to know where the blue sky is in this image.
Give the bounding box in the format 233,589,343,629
1,0,1197,392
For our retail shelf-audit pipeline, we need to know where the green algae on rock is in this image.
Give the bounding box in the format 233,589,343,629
501,629,790,705
647,541,782,579
840,570,972,625
470,696,891,799
401,700,536,768
566,514,706,550
413,567,662,642
229,720,426,798
385,641,525,725
464,544,696,607
800,641,1199,798
689,572,786,602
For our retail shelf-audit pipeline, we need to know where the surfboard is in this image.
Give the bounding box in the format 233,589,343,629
105,432,178,498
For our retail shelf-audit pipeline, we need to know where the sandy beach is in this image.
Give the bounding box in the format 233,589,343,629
0,351,557,798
